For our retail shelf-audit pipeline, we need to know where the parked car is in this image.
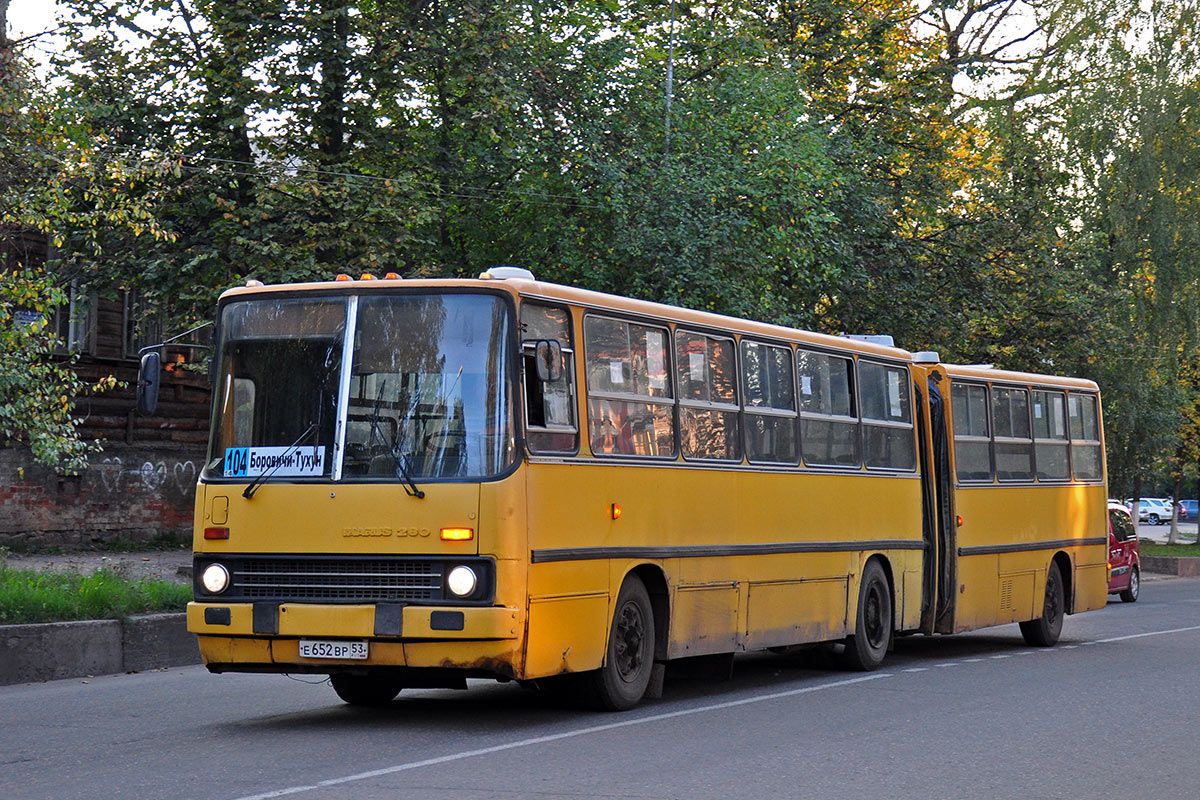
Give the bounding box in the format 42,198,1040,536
1123,497,1175,525
1178,499,1198,522
1108,502,1140,603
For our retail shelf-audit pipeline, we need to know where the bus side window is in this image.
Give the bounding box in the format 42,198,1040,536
583,315,676,458
676,330,741,461
992,386,1034,481
1032,390,1069,480
951,382,992,481
797,350,858,467
741,340,798,464
521,303,578,454
859,361,916,471
1068,393,1102,481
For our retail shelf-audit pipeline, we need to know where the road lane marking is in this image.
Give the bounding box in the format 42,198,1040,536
903,668,929,673
231,673,893,800
1092,623,1200,644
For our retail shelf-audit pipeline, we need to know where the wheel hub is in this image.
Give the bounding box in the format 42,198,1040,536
614,601,646,681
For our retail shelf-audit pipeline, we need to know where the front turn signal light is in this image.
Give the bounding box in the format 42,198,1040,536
441,527,474,541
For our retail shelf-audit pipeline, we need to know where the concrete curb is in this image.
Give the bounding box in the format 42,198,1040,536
1141,555,1200,577
0,613,200,686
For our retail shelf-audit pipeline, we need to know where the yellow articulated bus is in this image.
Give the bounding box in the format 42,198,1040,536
184,268,1109,710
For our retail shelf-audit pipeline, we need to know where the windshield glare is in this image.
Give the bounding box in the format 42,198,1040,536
205,292,516,482
344,294,515,480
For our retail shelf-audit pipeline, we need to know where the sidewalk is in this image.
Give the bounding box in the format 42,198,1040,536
1135,521,1199,545
1,549,198,686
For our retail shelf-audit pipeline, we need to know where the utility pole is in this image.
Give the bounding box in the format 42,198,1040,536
665,0,675,155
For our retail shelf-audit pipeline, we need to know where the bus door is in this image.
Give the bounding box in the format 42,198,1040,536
917,368,956,634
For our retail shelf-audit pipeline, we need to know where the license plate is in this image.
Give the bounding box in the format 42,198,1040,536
298,639,369,660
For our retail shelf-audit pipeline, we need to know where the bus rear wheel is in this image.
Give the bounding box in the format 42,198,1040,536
330,673,403,706
840,560,892,671
589,574,655,711
1020,562,1065,646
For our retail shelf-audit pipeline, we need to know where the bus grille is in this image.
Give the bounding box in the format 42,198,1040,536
236,557,443,601
194,554,494,604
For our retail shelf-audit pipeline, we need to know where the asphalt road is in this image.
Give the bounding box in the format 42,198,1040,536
3,577,1199,800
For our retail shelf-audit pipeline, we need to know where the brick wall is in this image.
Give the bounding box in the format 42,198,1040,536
0,442,203,550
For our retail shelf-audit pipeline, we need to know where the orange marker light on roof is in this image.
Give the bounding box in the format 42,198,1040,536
440,527,474,542
384,272,400,280
360,273,377,281
335,273,352,281
245,279,263,287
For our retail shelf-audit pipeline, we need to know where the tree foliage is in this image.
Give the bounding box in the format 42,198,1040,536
3,0,1200,486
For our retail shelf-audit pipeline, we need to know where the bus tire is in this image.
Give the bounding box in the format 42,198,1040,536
1019,562,1065,646
330,673,403,706
840,560,892,671
589,574,655,711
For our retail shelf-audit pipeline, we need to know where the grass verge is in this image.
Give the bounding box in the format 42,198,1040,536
1140,542,1200,557
0,565,193,625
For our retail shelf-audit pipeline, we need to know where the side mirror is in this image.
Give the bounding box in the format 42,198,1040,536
137,351,161,415
535,340,563,382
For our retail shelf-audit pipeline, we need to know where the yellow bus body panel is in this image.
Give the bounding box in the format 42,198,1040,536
951,482,1108,633
522,459,925,674
195,482,482,555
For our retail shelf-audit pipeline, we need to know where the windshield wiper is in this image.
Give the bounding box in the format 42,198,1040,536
366,382,425,499
242,423,318,499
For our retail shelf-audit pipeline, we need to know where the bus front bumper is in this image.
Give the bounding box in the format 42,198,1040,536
188,601,520,640
188,602,523,674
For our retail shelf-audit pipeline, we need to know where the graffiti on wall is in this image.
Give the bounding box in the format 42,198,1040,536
97,457,199,497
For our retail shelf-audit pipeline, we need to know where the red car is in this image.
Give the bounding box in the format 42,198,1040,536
1108,502,1140,602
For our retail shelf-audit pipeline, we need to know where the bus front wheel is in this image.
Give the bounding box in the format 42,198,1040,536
1019,562,1065,646
330,673,403,706
840,560,892,671
589,574,655,711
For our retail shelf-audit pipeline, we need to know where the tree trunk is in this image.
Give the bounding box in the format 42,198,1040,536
1168,471,1182,544
316,2,348,161
0,0,12,74
1131,476,1143,540
1195,450,1200,546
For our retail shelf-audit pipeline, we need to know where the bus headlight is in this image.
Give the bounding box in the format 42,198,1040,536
446,565,478,598
201,563,231,594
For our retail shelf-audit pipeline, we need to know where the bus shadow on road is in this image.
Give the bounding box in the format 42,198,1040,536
220,630,1073,732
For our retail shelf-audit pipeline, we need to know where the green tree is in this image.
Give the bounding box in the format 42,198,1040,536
1,10,123,470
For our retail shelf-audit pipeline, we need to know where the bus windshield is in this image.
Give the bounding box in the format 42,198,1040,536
342,293,515,480
205,292,516,482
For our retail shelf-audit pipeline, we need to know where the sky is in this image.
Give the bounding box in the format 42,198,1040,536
6,1,58,40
